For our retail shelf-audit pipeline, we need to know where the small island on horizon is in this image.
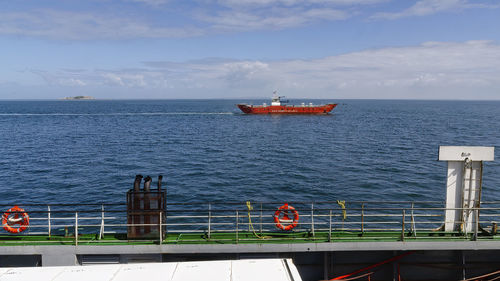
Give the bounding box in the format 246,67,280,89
61,96,95,100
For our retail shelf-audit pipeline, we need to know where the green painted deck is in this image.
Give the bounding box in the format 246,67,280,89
1,230,499,246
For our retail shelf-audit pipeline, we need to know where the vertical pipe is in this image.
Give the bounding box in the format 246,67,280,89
477,162,484,207
157,176,163,236
143,176,152,192
361,203,365,235
208,203,211,239
157,175,163,191
133,175,143,192
47,205,51,237
100,205,104,239
465,160,474,232
401,210,405,242
311,203,315,237
132,175,143,238
163,190,167,237
75,212,78,246
260,203,263,235
411,202,416,238
159,211,163,244
236,210,239,244
328,209,332,242
476,162,484,230
144,176,152,234
459,159,468,233
473,209,478,241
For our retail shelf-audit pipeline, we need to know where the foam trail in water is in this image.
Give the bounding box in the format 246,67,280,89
0,112,234,116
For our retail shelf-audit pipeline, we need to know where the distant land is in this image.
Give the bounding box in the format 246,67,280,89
61,96,95,100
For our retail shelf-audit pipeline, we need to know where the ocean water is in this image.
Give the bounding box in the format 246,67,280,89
0,99,499,206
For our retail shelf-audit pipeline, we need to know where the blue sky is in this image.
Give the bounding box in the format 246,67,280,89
1,0,500,99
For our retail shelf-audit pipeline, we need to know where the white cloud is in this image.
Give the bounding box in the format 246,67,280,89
27,41,500,99
371,0,497,20
199,0,374,32
200,7,348,31
0,0,387,40
0,5,347,39
101,72,147,87
0,0,496,40
128,0,170,6
0,9,202,40
63,78,87,87
31,69,87,87
220,61,269,85
217,0,387,7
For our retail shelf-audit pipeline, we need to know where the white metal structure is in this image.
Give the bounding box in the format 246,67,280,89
0,259,302,281
271,91,281,106
438,146,495,232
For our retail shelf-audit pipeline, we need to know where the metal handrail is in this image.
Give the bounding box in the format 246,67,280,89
1,201,499,245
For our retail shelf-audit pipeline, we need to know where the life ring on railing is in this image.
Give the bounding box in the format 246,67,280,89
2,206,29,233
274,203,299,231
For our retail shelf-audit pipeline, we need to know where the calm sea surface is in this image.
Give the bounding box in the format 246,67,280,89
1,99,499,205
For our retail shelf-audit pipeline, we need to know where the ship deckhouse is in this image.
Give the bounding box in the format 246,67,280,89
271,91,281,106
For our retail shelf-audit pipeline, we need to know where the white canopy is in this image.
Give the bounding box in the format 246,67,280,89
0,259,302,281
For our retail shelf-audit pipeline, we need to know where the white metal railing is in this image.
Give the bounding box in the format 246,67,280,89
0,201,499,244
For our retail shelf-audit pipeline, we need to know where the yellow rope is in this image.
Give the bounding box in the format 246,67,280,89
337,200,347,220
246,201,271,239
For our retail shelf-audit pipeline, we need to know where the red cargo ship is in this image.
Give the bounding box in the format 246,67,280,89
237,93,337,114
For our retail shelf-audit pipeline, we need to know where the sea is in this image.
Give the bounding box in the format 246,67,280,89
1,99,499,206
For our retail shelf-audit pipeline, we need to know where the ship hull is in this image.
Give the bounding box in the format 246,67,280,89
237,103,337,114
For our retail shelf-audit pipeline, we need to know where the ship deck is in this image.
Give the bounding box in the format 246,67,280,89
1,201,499,246
2,200,500,279
1,230,499,246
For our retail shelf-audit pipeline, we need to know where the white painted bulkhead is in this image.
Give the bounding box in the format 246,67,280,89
438,146,495,232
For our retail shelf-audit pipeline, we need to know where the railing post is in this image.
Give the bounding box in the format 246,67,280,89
411,202,416,238
260,203,263,235
473,208,478,241
47,205,51,237
311,203,315,237
401,209,405,241
99,205,104,240
208,203,211,239
75,212,78,246
159,211,163,244
164,203,167,236
361,203,364,235
236,210,239,244
328,209,332,242
463,206,468,237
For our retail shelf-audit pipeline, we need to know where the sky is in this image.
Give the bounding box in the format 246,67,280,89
1,0,500,99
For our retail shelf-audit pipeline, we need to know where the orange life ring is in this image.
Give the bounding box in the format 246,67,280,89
2,206,29,233
274,203,299,231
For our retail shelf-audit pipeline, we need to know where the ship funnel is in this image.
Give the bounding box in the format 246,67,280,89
157,175,163,191
143,176,152,191
127,174,166,240
133,175,143,192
